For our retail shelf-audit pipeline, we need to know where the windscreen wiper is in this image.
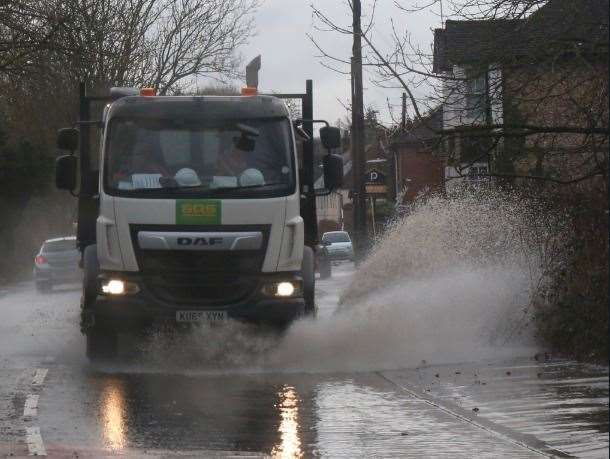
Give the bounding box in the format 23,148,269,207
131,182,286,192
158,184,210,191
129,184,210,192
212,182,286,192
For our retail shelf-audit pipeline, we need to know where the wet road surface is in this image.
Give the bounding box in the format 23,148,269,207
0,264,607,458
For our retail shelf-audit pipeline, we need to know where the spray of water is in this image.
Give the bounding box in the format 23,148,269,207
139,188,565,373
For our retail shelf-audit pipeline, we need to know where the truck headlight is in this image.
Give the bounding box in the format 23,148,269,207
100,279,140,295
276,282,295,297
262,280,301,298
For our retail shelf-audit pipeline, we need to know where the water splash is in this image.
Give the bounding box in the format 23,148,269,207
277,188,565,370
342,188,558,307
139,188,565,373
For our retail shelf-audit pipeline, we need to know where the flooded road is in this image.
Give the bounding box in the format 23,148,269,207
0,264,607,458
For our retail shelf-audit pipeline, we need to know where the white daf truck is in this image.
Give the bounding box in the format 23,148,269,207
55,82,342,359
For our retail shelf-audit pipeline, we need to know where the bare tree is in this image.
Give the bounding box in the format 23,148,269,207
0,0,62,74
1,0,258,92
311,0,609,185
145,0,256,94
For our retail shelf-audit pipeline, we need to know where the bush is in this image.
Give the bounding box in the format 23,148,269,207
533,182,608,362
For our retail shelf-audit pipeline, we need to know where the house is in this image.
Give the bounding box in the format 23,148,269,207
433,0,609,187
501,0,609,183
390,108,444,204
433,18,517,190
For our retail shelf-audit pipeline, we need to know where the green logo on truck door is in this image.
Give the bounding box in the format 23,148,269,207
176,200,221,225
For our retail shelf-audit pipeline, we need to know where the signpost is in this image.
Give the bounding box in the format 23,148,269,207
364,169,387,236
364,169,387,194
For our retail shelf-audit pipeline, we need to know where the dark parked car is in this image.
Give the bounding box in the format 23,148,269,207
321,231,354,261
33,237,81,292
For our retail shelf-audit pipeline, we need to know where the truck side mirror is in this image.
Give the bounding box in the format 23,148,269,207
323,154,343,191
57,128,79,151
56,155,78,191
320,126,341,150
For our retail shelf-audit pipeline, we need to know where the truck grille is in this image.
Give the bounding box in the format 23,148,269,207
130,224,269,305
146,272,258,305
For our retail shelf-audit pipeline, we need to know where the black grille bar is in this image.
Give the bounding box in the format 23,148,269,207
129,224,270,304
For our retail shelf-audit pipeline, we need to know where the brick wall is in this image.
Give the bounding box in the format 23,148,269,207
394,144,444,203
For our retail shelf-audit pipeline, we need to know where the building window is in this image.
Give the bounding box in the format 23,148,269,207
465,73,487,122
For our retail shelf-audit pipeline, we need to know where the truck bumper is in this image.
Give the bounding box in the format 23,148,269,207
87,271,305,330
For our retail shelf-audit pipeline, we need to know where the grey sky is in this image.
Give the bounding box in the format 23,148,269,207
237,1,443,127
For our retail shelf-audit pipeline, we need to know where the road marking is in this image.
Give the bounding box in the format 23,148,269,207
32,369,48,387
25,427,46,456
23,394,39,418
377,371,571,458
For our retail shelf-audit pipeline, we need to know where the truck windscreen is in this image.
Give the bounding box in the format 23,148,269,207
104,117,294,198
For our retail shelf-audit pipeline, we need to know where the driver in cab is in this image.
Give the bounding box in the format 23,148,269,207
215,136,264,187
112,142,170,189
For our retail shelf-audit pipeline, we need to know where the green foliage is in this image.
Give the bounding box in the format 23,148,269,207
0,137,54,195
0,117,58,282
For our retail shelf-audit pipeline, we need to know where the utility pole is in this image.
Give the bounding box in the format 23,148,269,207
401,92,407,129
351,0,367,263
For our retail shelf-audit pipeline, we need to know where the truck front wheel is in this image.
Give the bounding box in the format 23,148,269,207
81,244,118,360
302,246,315,316
82,244,99,307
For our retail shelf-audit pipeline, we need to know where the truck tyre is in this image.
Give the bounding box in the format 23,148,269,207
302,246,316,316
82,244,99,307
81,244,119,360
86,326,118,361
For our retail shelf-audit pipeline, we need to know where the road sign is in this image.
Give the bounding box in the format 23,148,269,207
365,169,385,184
365,184,388,194
365,169,387,194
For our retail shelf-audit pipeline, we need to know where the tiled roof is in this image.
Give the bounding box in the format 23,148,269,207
433,19,521,72
433,0,609,72
525,0,609,51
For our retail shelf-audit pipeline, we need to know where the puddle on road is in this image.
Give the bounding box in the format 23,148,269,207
0,283,81,360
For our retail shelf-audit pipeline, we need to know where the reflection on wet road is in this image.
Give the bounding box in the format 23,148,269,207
0,265,608,457
271,385,302,458
100,377,127,451
38,369,569,457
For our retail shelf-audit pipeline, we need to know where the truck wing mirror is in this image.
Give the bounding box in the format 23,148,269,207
57,128,79,151
56,155,78,191
323,154,343,191
320,126,341,150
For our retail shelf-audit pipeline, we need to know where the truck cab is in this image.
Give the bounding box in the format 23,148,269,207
56,87,342,359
